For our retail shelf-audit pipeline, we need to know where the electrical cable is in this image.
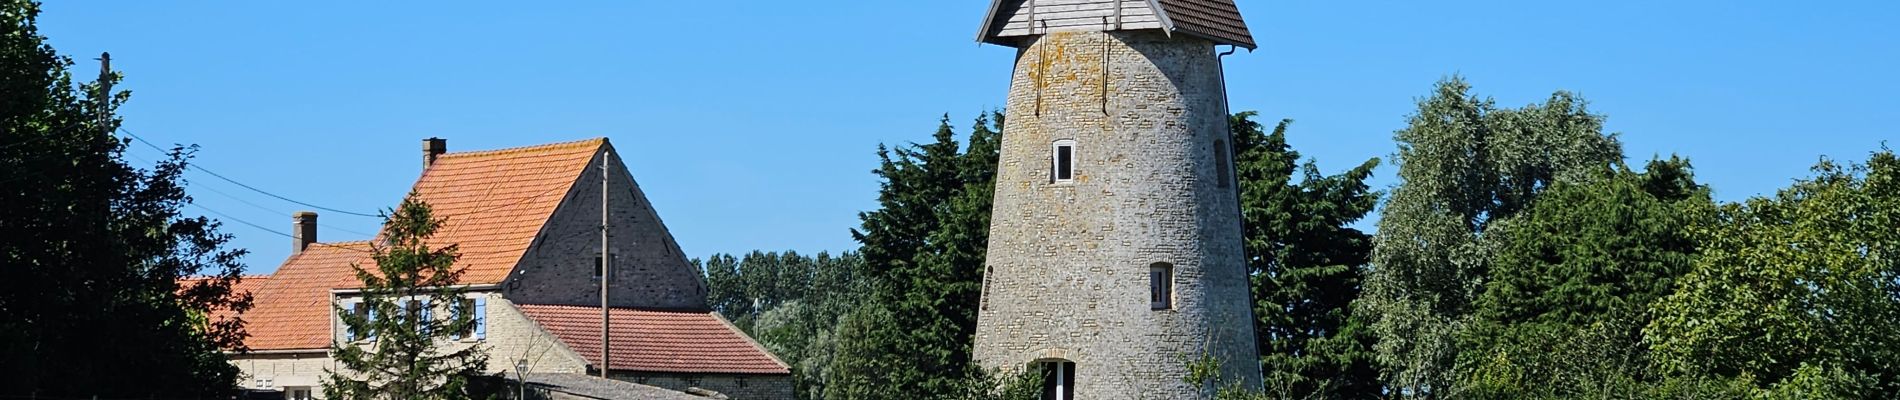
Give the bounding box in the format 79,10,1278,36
118,127,383,218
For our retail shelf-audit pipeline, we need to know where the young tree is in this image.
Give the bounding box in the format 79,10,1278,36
1358,76,1621,396
825,112,1003,399
0,1,251,396
1230,114,1384,399
323,196,488,399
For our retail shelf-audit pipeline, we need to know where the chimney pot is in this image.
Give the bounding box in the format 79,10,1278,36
293,211,318,254
423,137,448,168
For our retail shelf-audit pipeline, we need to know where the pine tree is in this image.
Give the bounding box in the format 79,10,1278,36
323,196,488,399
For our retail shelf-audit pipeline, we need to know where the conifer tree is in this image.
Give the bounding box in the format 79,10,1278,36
825,112,1003,399
1230,114,1384,399
323,196,488,399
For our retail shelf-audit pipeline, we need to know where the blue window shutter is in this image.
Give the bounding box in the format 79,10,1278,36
345,302,357,341
367,306,378,341
474,297,487,340
421,300,433,335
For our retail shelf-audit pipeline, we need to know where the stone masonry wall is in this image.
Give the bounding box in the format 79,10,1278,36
615,372,795,400
973,30,1264,399
504,148,709,310
232,352,332,394
252,292,586,399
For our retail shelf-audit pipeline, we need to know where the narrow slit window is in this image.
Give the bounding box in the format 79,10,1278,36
1215,139,1231,188
1150,262,1173,310
592,255,604,280
1052,139,1076,183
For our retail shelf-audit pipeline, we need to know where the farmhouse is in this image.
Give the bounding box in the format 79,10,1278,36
226,138,791,399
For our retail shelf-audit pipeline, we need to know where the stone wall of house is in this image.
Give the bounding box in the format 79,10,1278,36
614,372,794,400
971,29,1264,398
248,291,585,399
232,351,333,395
481,293,592,376
503,149,710,310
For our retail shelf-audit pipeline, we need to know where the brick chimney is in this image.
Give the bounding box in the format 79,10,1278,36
423,137,447,168
293,211,317,254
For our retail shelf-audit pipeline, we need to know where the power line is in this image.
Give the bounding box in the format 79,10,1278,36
192,182,380,237
186,202,372,254
118,127,383,218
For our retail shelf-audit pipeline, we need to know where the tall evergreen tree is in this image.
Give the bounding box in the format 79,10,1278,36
0,1,252,396
323,196,488,399
1231,114,1384,399
825,112,1003,399
1358,76,1621,396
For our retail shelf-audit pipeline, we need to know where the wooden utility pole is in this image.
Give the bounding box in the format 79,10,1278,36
599,150,611,378
97,52,110,126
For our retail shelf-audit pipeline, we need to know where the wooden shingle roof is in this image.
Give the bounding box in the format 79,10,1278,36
977,0,1255,49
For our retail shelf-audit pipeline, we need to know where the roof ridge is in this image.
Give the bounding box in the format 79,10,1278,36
438,137,606,159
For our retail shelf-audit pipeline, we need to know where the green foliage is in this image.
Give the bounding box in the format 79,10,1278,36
1456,157,1715,397
323,196,489,399
825,112,1004,399
1230,113,1384,399
700,250,867,399
0,0,251,396
1645,149,1900,396
1359,76,1621,396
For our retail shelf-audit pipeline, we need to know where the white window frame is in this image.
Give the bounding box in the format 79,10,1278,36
1051,139,1077,184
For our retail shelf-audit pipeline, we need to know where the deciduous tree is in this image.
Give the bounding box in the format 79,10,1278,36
1358,76,1620,396
0,1,251,396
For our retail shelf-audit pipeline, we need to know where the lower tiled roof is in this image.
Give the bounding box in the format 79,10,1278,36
517,304,791,375
241,241,374,350
519,373,712,400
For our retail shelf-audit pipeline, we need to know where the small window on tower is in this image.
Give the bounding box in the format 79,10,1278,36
1215,139,1231,189
1052,139,1076,183
1150,262,1173,310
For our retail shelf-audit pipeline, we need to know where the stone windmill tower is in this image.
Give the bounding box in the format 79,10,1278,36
971,1,1263,398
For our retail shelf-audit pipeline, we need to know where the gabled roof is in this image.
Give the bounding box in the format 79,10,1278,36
518,304,791,375
976,0,1255,49
236,139,607,351
411,138,605,284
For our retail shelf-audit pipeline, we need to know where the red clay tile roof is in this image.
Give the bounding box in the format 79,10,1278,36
410,138,604,284
242,241,374,350
177,274,270,323
236,138,608,351
517,304,791,375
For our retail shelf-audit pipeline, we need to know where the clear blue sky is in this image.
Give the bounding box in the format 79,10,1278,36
37,1,1900,274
